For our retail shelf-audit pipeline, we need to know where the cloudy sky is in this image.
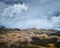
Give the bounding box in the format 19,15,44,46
0,0,60,30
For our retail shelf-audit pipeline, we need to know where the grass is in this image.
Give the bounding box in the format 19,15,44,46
0,29,60,48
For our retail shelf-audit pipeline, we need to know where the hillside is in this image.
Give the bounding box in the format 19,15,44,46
0,28,60,48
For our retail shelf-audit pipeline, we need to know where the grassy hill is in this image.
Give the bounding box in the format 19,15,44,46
0,28,60,48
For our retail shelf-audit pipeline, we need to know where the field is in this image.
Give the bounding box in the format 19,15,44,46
0,28,60,48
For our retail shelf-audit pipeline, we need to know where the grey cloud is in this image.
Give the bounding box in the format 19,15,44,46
0,0,60,30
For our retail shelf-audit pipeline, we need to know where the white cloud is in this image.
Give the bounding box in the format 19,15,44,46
0,3,28,28
0,0,60,30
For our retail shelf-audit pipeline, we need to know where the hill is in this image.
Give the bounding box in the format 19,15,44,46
0,28,60,48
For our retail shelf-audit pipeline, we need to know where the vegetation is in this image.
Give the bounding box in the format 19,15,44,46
0,28,60,48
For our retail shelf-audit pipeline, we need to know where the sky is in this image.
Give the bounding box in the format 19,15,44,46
0,0,60,30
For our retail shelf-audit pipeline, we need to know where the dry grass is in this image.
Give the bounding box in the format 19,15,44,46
0,28,60,48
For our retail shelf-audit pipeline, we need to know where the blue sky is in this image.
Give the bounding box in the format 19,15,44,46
0,0,60,30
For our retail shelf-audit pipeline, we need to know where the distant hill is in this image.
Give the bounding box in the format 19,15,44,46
0,26,7,33
0,27,60,36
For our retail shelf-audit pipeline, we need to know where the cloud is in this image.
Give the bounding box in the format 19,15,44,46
0,3,28,28
51,16,60,30
0,0,60,30
0,0,24,4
